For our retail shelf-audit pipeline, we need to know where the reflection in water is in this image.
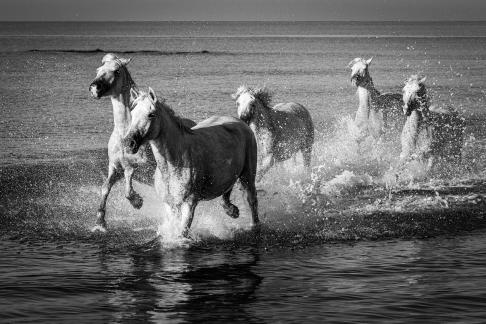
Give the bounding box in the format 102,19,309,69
98,244,262,323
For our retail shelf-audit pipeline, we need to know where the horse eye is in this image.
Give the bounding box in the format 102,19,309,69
148,112,156,119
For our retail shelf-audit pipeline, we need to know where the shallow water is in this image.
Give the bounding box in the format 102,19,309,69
2,232,486,322
1,21,486,322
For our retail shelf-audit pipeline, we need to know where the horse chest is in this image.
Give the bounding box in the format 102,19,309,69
108,132,147,165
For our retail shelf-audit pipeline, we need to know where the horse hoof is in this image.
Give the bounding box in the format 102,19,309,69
91,224,107,233
128,193,143,209
223,205,239,219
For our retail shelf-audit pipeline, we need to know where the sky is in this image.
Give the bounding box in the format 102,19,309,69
0,0,485,21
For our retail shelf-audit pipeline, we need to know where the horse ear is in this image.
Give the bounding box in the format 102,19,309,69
419,76,427,84
148,87,157,102
366,57,373,65
130,88,138,99
119,57,133,66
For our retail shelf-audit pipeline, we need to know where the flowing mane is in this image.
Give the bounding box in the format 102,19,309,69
132,91,194,134
121,64,139,96
102,53,139,103
233,85,273,108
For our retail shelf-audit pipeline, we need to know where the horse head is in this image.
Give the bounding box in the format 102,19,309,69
232,86,256,123
402,75,427,116
232,85,272,123
89,53,133,99
123,87,160,154
348,57,372,87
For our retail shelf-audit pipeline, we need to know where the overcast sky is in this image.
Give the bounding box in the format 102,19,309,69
0,0,485,21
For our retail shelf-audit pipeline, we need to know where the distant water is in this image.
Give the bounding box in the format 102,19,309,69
1,21,486,322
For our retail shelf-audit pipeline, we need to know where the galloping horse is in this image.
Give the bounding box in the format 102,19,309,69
89,53,195,231
400,75,464,171
123,88,259,237
232,86,314,181
348,57,404,140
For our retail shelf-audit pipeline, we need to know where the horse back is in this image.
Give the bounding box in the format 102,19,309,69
187,116,256,197
271,102,314,143
429,109,465,159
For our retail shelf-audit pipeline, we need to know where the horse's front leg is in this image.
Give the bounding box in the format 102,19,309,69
123,165,143,209
95,163,121,231
256,154,274,182
180,200,197,238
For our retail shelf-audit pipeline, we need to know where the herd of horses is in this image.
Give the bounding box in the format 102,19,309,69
88,54,465,236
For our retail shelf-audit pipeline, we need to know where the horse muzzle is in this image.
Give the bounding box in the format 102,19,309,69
89,83,102,99
89,80,110,99
350,75,361,86
403,104,412,116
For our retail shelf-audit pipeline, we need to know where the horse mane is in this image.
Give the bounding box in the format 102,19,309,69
232,85,273,108
153,95,194,134
103,53,139,100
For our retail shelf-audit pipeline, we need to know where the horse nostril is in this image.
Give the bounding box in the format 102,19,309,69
129,140,136,148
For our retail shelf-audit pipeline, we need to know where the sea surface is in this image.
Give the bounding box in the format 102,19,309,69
1,21,486,323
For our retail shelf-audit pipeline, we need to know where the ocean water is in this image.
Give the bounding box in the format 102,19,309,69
1,21,486,322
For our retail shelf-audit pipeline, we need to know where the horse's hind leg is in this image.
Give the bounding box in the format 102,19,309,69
239,175,259,227
95,163,121,231
302,145,312,169
124,166,143,209
256,154,274,182
221,187,239,219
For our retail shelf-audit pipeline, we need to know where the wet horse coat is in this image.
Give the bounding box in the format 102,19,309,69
348,57,404,140
232,86,314,180
89,53,195,230
400,75,464,171
123,88,259,237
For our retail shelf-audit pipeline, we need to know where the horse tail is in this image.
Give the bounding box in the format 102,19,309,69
239,124,259,224
245,125,258,181
296,105,315,150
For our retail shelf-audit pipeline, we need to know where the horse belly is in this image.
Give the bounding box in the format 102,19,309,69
273,129,305,161
195,160,242,201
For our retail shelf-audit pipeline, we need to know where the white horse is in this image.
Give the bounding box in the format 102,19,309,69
89,53,195,231
400,75,464,171
232,86,314,181
123,88,259,238
348,57,404,140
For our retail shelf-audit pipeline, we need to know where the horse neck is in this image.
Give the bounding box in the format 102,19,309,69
361,77,381,100
406,109,423,145
356,78,382,119
150,104,189,168
250,102,273,130
110,69,138,137
356,86,371,121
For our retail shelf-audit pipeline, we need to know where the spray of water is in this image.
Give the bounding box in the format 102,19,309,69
143,112,486,247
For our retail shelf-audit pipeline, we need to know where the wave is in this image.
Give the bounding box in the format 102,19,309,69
2,34,486,39
26,49,228,55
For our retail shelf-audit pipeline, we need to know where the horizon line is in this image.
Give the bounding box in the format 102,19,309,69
1,19,486,23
